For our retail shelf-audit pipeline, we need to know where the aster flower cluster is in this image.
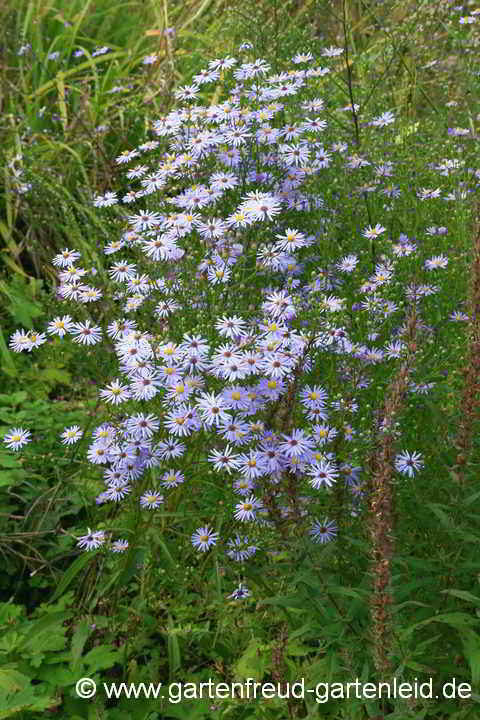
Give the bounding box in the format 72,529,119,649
7,45,472,589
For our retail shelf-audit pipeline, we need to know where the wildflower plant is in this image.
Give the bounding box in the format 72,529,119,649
4,53,462,494
5,36,479,697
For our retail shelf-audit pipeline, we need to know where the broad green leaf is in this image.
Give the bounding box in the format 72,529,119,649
82,645,122,674
233,637,270,681
0,666,30,694
0,686,55,718
17,612,71,652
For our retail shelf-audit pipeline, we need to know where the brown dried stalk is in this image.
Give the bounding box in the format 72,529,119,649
271,624,288,688
271,624,299,718
368,308,417,678
451,211,480,483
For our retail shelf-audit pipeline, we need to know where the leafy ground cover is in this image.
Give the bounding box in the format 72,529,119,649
0,1,480,718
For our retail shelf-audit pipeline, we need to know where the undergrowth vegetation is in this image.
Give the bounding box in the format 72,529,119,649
0,1,480,718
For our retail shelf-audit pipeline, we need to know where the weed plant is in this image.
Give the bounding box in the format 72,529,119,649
1,1,480,719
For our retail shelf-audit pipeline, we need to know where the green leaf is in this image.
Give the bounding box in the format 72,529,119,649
156,699,210,720
0,392,27,406
442,590,480,607
0,328,17,378
167,615,181,679
285,641,313,657
0,604,24,626
39,367,72,386
28,51,129,100
70,620,92,673
88,554,142,611
459,628,480,686
82,645,122,674
233,638,270,681
404,659,436,673
288,622,320,642
0,280,43,328
414,634,443,653
0,686,55,718
0,666,31,694
0,470,27,487
17,613,71,657
0,454,22,469
156,538,176,569
261,594,307,610
0,632,21,654
35,665,78,688
401,612,479,640
461,490,480,507
20,612,72,643
325,586,368,601
49,553,93,604
425,503,454,530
